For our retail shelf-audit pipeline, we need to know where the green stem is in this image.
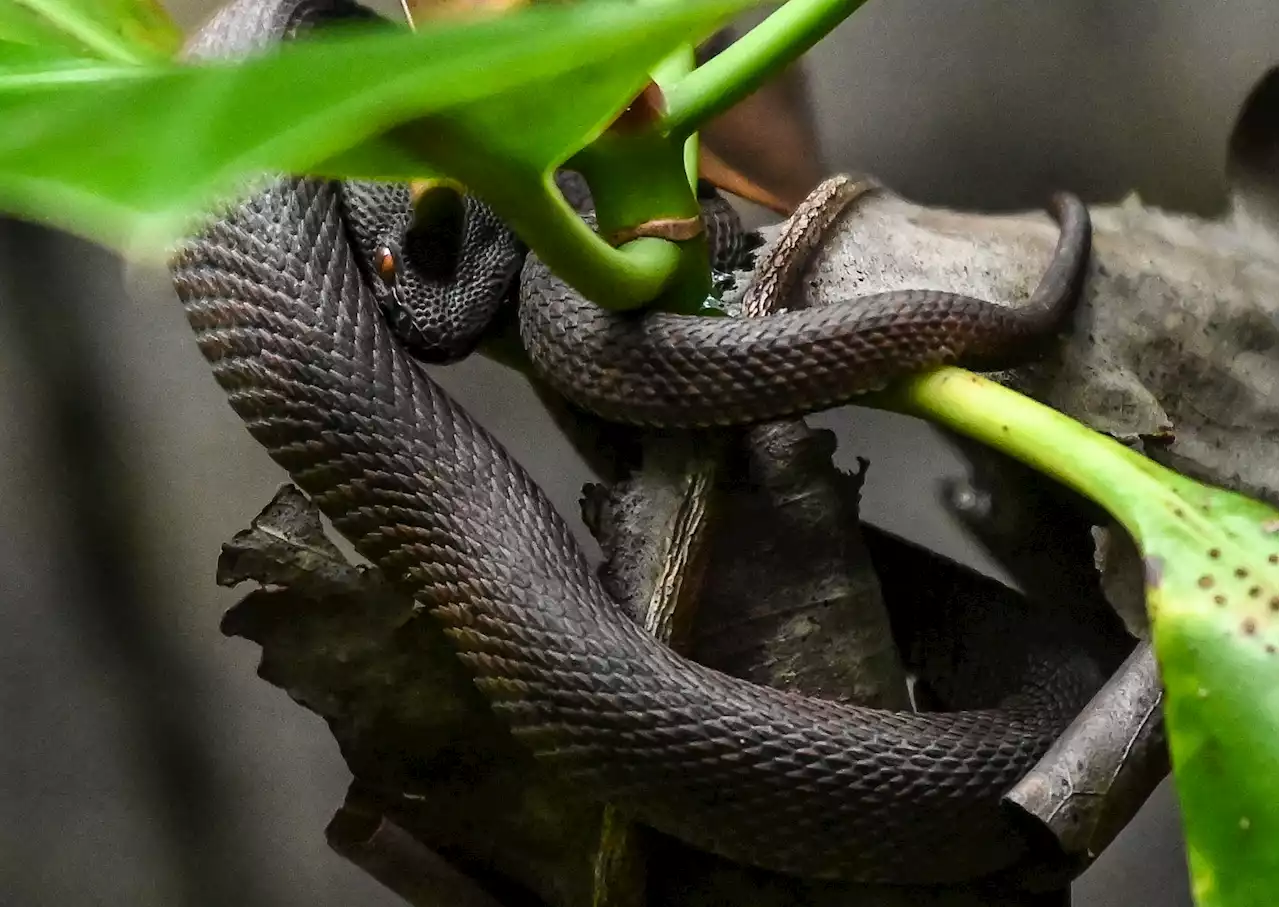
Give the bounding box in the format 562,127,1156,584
663,0,868,140
570,128,708,312
498,175,681,310
683,130,699,190
864,367,1178,543
649,44,700,189
651,43,695,94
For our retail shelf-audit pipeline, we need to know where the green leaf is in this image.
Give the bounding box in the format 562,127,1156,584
1139,480,1278,907
0,5,87,57
0,0,757,262
870,368,1280,907
0,0,181,63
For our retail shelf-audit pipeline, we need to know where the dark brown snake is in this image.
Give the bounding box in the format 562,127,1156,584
172,0,1122,884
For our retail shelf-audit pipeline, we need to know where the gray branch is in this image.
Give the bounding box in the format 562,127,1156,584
1005,643,1168,865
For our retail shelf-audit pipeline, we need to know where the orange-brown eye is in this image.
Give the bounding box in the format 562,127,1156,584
375,244,398,283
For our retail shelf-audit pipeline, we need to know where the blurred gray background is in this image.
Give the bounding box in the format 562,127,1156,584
1,1,1275,905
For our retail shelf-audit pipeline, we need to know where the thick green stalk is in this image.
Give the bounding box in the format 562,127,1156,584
663,0,869,139
649,45,700,187
490,172,683,311
683,128,699,189
570,126,710,313
865,368,1167,535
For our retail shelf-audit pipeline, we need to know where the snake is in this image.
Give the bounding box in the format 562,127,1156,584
171,0,1124,885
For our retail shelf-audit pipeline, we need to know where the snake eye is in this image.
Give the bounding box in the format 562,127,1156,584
374,244,398,284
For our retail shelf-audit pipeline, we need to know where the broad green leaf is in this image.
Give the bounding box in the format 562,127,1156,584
872,368,1279,907
0,0,757,259
1137,477,1278,907
1,0,180,63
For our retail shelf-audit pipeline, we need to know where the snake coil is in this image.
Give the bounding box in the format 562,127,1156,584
173,0,1125,884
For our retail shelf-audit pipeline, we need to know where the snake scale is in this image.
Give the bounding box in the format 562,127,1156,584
172,0,1122,884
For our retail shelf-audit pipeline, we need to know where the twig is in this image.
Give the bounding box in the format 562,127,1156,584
1004,642,1169,864
327,794,507,907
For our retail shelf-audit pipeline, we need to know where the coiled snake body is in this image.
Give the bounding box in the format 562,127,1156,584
173,0,1119,884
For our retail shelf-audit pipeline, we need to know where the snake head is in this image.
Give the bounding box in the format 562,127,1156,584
341,179,525,364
